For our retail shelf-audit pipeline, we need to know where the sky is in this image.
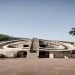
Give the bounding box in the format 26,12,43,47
0,0,75,41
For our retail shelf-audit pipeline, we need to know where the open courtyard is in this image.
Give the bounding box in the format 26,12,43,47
0,58,75,75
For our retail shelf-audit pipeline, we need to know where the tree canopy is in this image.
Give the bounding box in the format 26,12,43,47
0,34,20,41
69,28,75,36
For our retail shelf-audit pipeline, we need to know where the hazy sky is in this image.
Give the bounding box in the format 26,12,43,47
0,0,75,41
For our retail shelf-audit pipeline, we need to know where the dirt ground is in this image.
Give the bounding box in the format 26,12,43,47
0,58,75,75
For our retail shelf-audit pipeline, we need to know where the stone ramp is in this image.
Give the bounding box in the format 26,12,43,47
30,38,39,53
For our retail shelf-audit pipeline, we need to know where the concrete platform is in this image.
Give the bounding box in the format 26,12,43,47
0,58,75,75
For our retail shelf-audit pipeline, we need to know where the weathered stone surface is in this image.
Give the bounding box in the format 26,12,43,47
0,38,75,58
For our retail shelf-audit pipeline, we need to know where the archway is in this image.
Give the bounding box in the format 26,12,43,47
39,51,49,58
0,54,7,58
15,51,27,58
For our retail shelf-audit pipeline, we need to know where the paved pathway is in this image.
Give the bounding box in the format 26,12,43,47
0,58,75,75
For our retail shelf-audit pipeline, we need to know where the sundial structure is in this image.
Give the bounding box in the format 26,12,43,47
0,38,75,58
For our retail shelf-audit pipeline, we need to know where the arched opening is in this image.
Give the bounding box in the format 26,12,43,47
15,51,27,58
23,45,29,47
39,51,49,58
0,54,7,58
40,45,46,48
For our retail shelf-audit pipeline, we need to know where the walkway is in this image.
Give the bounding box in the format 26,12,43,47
0,58,75,75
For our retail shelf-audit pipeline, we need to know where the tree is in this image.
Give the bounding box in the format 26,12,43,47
69,28,75,36
0,34,21,41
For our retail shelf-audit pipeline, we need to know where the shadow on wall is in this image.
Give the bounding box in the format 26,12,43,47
14,51,27,58
39,51,49,58
0,54,7,58
23,45,29,47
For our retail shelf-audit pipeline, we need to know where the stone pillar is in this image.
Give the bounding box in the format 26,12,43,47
36,50,39,57
49,53,54,59
27,50,29,58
